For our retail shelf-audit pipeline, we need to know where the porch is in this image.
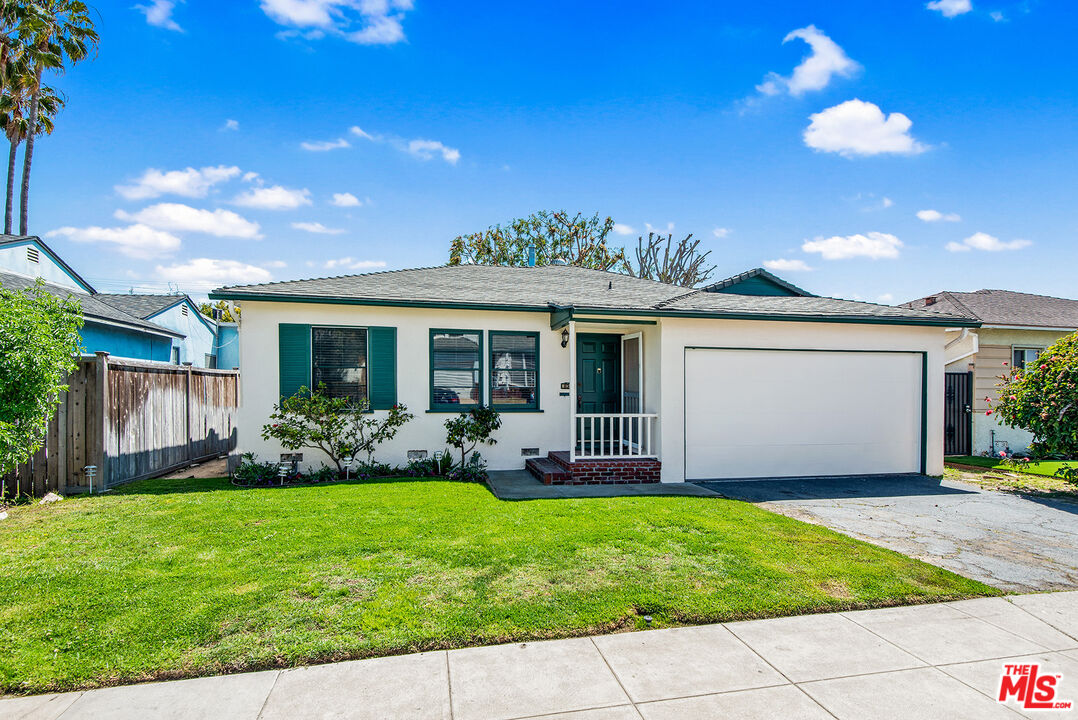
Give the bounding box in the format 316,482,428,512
528,313,661,484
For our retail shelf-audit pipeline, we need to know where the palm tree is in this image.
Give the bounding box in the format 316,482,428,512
19,0,97,235
1,63,62,233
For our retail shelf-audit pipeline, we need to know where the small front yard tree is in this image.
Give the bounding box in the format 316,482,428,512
444,406,502,475
992,332,1078,462
0,279,83,494
261,385,413,475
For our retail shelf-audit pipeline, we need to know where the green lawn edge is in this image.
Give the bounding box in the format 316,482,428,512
946,456,1070,478
0,475,998,695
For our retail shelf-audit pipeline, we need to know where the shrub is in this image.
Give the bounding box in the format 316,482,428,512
444,407,502,471
261,385,414,473
992,332,1078,472
233,453,284,486
0,279,83,493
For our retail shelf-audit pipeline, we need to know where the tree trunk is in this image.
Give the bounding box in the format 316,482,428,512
5,137,17,235
19,66,42,236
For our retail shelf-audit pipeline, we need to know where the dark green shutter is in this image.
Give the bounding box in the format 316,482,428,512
278,323,311,399
368,326,397,409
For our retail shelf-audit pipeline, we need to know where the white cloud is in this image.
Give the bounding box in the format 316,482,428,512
116,165,241,200
757,25,860,97
330,192,362,207
804,99,928,157
135,0,182,32
300,137,351,152
46,224,181,259
262,260,288,269
347,13,405,44
115,203,262,239
232,185,312,210
927,0,973,18
763,258,812,272
350,125,462,164
223,119,240,131
260,0,413,45
292,221,345,235
990,10,1006,21
612,223,635,236
802,231,903,260
917,208,961,222
882,197,894,208
155,258,274,293
349,125,377,141
323,257,387,271
712,227,731,238
645,222,675,235
406,139,461,164
945,232,1031,252
877,293,895,303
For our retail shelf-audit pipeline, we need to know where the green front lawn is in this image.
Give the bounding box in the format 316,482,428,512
0,476,995,694
946,455,1071,478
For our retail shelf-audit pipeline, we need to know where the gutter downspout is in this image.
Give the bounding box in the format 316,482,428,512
946,328,979,365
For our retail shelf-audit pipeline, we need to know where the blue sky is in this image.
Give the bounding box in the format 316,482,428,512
27,0,1078,302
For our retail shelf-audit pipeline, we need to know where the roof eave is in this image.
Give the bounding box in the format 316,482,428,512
209,290,978,328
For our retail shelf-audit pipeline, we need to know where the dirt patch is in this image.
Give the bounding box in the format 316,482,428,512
160,457,229,480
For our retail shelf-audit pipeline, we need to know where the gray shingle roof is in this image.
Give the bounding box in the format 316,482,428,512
213,264,974,326
701,267,814,297
899,289,1078,329
95,293,186,320
0,270,183,337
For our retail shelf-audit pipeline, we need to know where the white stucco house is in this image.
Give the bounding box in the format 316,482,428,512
901,289,1078,456
211,265,974,484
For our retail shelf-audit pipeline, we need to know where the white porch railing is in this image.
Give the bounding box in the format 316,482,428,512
572,413,658,461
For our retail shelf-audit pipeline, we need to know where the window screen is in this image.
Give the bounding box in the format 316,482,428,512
313,327,368,403
431,330,482,408
491,332,538,409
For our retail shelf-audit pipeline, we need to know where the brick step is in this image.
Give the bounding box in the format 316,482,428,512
525,457,570,485
545,450,661,485
548,450,572,470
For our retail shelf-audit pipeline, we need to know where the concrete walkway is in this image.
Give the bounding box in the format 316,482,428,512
4,592,1076,719
486,470,720,500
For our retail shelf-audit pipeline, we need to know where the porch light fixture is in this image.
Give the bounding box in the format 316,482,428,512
561,328,569,348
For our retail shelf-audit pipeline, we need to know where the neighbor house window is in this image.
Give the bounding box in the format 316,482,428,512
1013,347,1043,371
312,327,368,403
430,330,482,410
490,332,538,411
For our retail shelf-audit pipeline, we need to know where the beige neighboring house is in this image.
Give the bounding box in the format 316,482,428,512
900,289,1078,456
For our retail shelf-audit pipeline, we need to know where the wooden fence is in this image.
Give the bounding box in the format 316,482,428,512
2,353,239,497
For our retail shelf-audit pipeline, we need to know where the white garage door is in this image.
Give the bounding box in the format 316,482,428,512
684,349,922,480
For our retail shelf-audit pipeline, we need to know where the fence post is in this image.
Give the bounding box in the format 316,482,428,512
95,352,110,489
56,389,68,493
184,362,194,463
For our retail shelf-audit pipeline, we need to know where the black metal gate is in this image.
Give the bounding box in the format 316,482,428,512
944,371,973,456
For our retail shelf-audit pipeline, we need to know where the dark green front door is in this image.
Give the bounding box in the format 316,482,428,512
577,334,621,413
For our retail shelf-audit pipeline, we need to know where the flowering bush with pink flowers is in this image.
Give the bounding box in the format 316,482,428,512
991,332,1078,460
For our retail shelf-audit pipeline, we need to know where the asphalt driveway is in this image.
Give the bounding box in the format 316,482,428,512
699,475,1078,592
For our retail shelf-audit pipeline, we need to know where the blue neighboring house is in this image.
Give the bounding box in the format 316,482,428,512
0,235,219,367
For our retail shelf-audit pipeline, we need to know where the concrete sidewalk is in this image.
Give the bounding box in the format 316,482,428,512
3,592,1076,720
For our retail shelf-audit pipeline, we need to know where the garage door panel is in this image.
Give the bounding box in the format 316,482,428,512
685,349,921,480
